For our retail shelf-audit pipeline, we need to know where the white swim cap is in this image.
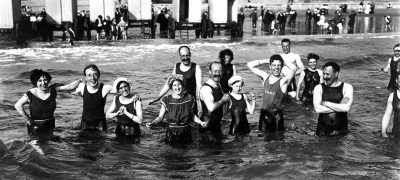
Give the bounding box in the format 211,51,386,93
228,75,244,87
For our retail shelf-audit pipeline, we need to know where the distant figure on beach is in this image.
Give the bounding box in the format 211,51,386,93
237,7,245,38
280,38,304,98
149,46,202,116
296,53,323,106
157,8,169,38
219,49,237,93
66,25,75,46
313,62,354,136
381,71,400,138
312,8,320,34
384,16,392,32
305,8,312,35
348,11,356,34
15,69,81,139
118,17,128,40
227,75,255,135
277,10,287,35
250,8,258,31
95,15,104,41
146,77,207,144
73,64,113,133
106,78,142,143
199,62,230,143
381,43,400,92
247,55,296,133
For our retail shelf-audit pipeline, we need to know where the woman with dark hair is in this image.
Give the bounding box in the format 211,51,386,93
146,76,206,144
296,53,323,106
14,69,82,138
219,49,237,93
95,15,104,41
106,78,142,143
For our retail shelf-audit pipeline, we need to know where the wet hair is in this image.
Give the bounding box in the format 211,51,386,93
281,38,291,45
323,61,340,73
178,45,191,55
169,78,184,89
83,64,101,77
307,53,320,61
394,43,400,49
269,54,284,65
209,61,222,71
116,81,130,92
30,69,52,87
218,49,234,64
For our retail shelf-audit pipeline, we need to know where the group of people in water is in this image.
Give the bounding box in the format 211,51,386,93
12,38,400,144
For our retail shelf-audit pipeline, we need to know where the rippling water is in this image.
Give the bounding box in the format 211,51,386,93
0,34,400,179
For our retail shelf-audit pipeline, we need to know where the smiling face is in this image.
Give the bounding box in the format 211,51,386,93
171,80,183,95
224,55,232,64
118,82,130,97
85,68,99,87
323,66,338,86
394,49,400,58
179,47,191,66
231,81,243,94
308,59,317,70
270,60,283,77
281,41,291,54
36,76,49,91
210,63,222,82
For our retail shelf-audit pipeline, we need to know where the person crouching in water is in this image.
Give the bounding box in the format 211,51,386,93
146,77,207,144
381,71,400,138
227,75,256,135
106,78,142,143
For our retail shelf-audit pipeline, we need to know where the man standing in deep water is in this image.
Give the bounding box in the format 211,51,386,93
313,62,353,136
280,38,304,98
247,55,296,132
199,62,230,143
73,64,113,132
150,46,203,116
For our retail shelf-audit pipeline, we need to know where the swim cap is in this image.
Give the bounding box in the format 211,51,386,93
111,77,132,93
228,75,244,87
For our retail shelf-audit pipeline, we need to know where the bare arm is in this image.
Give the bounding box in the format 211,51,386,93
149,67,176,105
71,82,85,96
381,93,393,137
294,55,305,76
296,71,305,100
313,85,335,113
106,97,120,119
102,84,113,98
193,114,207,127
200,86,230,112
232,65,237,76
280,60,297,93
147,105,166,128
56,79,83,91
323,83,353,112
318,69,324,84
195,65,203,116
122,100,143,124
382,58,391,73
244,94,255,114
14,94,32,125
247,59,269,81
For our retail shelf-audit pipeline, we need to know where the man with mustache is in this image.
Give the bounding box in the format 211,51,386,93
199,62,230,143
313,62,353,136
280,38,304,98
73,64,113,132
248,54,296,132
150,46,203,116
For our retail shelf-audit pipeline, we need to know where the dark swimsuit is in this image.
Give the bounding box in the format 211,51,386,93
229,94,250,135
388,57,398,91
200,83,224,142
391,91,400,137
26,86,57,136
175,63,197,97
81,83,107,131
114,96,141,141
161,93,195,143
302,69,320,106
316,83,348,136
221,63,234,93
259,76,285,132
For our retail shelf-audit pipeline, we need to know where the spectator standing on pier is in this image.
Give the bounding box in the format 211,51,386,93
168,12,176,39
348,11,356,34
157,8,169,38
312,8,320,34
237,7,245,38
287,8,297,34
277,10,287,35
250,8,258,31
94,15,104,41
305,8,312,35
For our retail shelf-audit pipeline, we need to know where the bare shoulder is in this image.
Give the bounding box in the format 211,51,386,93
343,83,353,91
